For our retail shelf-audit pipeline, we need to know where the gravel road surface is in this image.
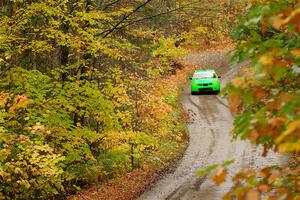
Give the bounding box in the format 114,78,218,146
137,50,288,200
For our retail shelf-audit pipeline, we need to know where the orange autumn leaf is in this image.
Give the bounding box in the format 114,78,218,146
269,117,285,128
245,189,260,200
0,93,30,113
289,11,300,25
276,188,288,194
291,49,300,57
258,170,268,178
253,87,267,99
249,129,259,142
257,125,272,137
272,15,283,29
233,172,245,182
258,184,269,193
237,189,247,200
264,195,279,200
211,168,228,186
229,94,241,113
266,99,279,111
8,95,30,113
275,58,293,68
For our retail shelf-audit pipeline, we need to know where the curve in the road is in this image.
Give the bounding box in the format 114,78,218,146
137,51,288,200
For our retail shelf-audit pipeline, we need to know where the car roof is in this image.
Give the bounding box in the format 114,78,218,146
194,69,216,73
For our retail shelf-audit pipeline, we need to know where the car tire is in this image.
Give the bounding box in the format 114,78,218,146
214,90,220,94
191,91,198,95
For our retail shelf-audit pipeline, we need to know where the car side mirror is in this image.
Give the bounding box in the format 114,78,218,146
189,77,193,80
218,76,221,78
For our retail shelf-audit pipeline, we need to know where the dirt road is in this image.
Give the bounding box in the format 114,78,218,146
137,51,288,200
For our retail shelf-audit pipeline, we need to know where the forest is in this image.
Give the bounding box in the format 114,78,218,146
0,0,299,199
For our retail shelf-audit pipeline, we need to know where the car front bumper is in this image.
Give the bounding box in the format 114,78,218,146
191,85,220,92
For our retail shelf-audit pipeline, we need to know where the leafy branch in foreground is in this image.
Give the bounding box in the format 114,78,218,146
201,0,300,199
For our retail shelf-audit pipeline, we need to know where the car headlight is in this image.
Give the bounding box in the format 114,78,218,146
193,83,198,86
214,82,218,85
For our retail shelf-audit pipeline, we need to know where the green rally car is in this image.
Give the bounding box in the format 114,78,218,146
190,69,221,95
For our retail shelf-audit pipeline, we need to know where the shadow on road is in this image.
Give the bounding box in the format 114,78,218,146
191,92,219,96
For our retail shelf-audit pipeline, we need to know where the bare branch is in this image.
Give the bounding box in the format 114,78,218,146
104,2,219,33
96,0,153,38
102,0,123,11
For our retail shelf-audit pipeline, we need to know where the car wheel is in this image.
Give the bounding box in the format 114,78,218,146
191,91,198,95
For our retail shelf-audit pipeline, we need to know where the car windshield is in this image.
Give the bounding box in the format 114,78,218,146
193,72,216,79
